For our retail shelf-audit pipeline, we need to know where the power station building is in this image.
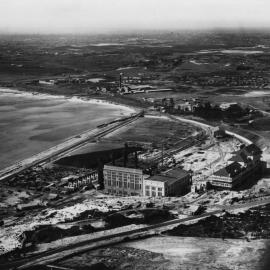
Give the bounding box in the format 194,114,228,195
103,165,147,196
103,165,191,197
143,168,191,197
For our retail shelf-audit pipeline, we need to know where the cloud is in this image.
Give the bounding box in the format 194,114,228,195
0,0,269,34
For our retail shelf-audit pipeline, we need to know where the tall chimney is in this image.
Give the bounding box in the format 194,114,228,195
119,73,123,88
123,142,128,167
134,151,138,168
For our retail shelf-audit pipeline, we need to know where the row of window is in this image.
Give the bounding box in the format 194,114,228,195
106,175,142,181
212,181,231,187
105,171,141,178
145,185,162,192
105,180,142,190
106,189,140,196
145,190,163,197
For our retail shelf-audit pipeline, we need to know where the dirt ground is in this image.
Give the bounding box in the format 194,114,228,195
58,236,270,270
104,115,198,146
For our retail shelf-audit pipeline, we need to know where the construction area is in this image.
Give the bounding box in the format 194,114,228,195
0,111,269,269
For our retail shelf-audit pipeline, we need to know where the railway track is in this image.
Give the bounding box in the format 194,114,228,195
0,111,143,181
2,197,270,269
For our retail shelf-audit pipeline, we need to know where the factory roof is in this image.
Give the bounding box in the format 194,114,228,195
213,162,242,178
244,144,262,156
104,165,143,174
229,151,249,163
146,168,189,185
162,168,190,179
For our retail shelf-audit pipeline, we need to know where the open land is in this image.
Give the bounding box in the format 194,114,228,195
1,31,270,269
57,236,270,270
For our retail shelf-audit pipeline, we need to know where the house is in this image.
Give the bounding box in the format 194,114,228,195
219,102,238,111
65,171,98,191
175,102,193,112
212,127,227,138
39,80,55,86
17,200,44,211
209,162,243,189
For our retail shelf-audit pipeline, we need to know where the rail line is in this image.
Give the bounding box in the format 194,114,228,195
0,111,143,181
2,197,270,269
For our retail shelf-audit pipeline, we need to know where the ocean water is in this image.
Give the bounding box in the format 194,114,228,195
0,88,133,170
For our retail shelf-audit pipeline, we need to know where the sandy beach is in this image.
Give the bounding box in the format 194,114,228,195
0,88,134,170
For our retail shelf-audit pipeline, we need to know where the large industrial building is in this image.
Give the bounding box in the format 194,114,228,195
103,165,147,196
143,168,191,197
209,144,263,189
103,165,191,197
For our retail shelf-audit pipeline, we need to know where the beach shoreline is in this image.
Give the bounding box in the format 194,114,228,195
0,87,139,170
0,87,138,114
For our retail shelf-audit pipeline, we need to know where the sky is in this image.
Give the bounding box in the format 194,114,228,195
0,0,270,34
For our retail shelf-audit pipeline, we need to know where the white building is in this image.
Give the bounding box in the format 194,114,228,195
103,165,148,196
143,168,191,197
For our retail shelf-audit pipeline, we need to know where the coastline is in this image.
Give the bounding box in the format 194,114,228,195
0,87,137,114
0,87,138,170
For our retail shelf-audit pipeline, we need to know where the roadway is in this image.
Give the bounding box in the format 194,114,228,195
2,197,270,269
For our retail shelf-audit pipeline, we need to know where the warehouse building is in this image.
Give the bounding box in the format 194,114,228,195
209,144,263,189
143,168,191,197
103,165,147,196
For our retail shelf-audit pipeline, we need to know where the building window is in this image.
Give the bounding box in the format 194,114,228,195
158,187,162,192
130,179,135,190
135,179,140,190
145,185,150,190
124,180,127,188
152,191,156,197
146,190,150,196
158,192,162,197
151,186,156,191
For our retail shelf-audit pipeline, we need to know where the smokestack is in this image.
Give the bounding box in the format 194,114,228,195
119,73,123,88
123,142,128,167
110,152,115,165
97,158,104,189
135,151,138,168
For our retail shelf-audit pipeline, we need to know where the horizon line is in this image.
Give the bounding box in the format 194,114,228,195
1,26,270,36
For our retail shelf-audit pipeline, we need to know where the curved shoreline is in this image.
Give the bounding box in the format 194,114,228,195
0,87,256,153
0,87,137,114
1,86,254,146
0,87,137,170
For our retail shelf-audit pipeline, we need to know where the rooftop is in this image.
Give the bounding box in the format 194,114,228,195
147,168,189,185
229,151,249,163
213,161,242,178
162,168,190,179
104,165,143,174
244,144,262,155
